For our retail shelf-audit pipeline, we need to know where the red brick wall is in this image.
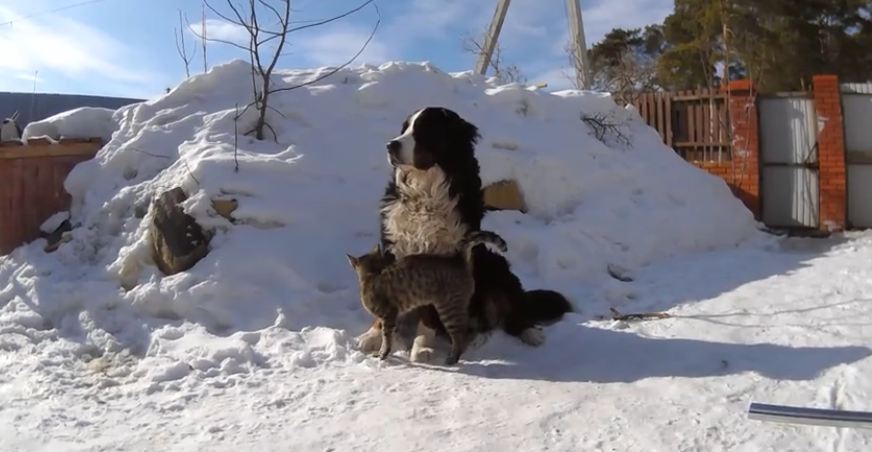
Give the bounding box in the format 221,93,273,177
694,80,761,218
813,75,847,231
655,77,849,229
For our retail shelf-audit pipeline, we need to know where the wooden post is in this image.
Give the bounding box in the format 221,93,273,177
565,0,590,89
475,0,512,75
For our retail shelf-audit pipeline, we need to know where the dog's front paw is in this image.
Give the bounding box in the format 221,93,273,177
410,347,435,363
356,328,382,353
519,327,545,347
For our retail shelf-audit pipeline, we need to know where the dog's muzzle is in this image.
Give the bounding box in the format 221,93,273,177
386,140,402,166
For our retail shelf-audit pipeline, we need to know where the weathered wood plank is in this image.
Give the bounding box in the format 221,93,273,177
0,141,102,159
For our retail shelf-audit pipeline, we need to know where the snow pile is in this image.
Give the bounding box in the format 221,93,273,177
23,106,118,142
0,60,759,386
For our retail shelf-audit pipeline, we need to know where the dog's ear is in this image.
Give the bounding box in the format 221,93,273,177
442,108,479,145
458,117,480,145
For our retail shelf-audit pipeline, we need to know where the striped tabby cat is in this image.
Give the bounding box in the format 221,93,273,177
347,231,507,365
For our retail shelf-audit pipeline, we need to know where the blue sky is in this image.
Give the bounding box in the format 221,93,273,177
0,0,672,99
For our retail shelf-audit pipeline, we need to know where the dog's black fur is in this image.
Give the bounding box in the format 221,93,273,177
374,107,572,346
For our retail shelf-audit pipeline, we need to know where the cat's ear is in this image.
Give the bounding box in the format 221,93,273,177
346,254,358,267
371,244,381,255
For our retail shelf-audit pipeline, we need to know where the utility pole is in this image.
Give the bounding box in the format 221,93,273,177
565,0,591,89
476,0,590,89
475,0,512,75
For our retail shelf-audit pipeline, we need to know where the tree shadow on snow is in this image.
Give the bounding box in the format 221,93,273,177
449,318,871,383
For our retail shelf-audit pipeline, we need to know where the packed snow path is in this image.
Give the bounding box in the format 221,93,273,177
3,232,872,451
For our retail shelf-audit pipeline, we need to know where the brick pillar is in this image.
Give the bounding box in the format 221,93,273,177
813,74,847,231
723,80,761,218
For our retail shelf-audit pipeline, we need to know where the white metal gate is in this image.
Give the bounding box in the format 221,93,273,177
842,84,872,228
759,95,820,228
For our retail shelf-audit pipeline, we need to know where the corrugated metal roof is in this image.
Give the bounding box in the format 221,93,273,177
841,83,872,94
0,92,143,127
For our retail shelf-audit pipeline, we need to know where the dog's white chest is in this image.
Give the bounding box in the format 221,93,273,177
382,169,468,258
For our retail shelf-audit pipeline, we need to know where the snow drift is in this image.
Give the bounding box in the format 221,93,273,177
0,60,758,382
23,106,117,143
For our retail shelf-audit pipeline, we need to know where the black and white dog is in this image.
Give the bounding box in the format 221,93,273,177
356,106,573,362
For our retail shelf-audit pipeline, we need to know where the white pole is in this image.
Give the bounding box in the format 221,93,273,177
475,0,512,75
565,0,591,89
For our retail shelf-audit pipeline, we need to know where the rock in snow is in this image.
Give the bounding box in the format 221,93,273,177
149,187,211,276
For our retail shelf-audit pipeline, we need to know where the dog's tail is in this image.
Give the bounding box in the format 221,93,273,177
521,289,574,325
461,230,507,273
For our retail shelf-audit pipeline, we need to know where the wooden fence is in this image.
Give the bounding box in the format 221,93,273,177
0,138,102,254
633,88,732,162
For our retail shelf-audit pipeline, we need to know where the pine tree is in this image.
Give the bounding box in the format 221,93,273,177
589,25,665,103
657,0,872,91
657,0,724,90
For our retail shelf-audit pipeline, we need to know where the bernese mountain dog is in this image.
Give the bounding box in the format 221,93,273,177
356,106,573,362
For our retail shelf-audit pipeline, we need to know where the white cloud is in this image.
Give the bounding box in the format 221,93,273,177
189,19,249,46
0,6,161,91
14,72,43,84
296,27,393,67
386,0,475,39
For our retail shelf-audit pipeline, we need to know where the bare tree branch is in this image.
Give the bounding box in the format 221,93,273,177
257,0,286,26
285,0,375,34
202,2,208,73
269,6,380,95
190,28,251,52
204,0,249,29
461,30,525,84
174,10,197,78
234,103,240,172
582,113,631,147
263,0,290,76
609,307,671,322
204,0,379,140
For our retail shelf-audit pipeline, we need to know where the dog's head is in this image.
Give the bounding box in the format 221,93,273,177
386,107,480,171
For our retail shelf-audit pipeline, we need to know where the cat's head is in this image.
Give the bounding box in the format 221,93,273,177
346,244,391,278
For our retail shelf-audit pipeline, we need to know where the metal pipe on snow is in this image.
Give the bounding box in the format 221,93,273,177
748,402,872,430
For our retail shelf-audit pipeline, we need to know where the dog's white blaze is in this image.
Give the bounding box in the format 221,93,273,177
382,166,469,258
390,108,422,166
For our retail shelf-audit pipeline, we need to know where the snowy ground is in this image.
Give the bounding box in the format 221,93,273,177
1,60,870,450
3,232,872,451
